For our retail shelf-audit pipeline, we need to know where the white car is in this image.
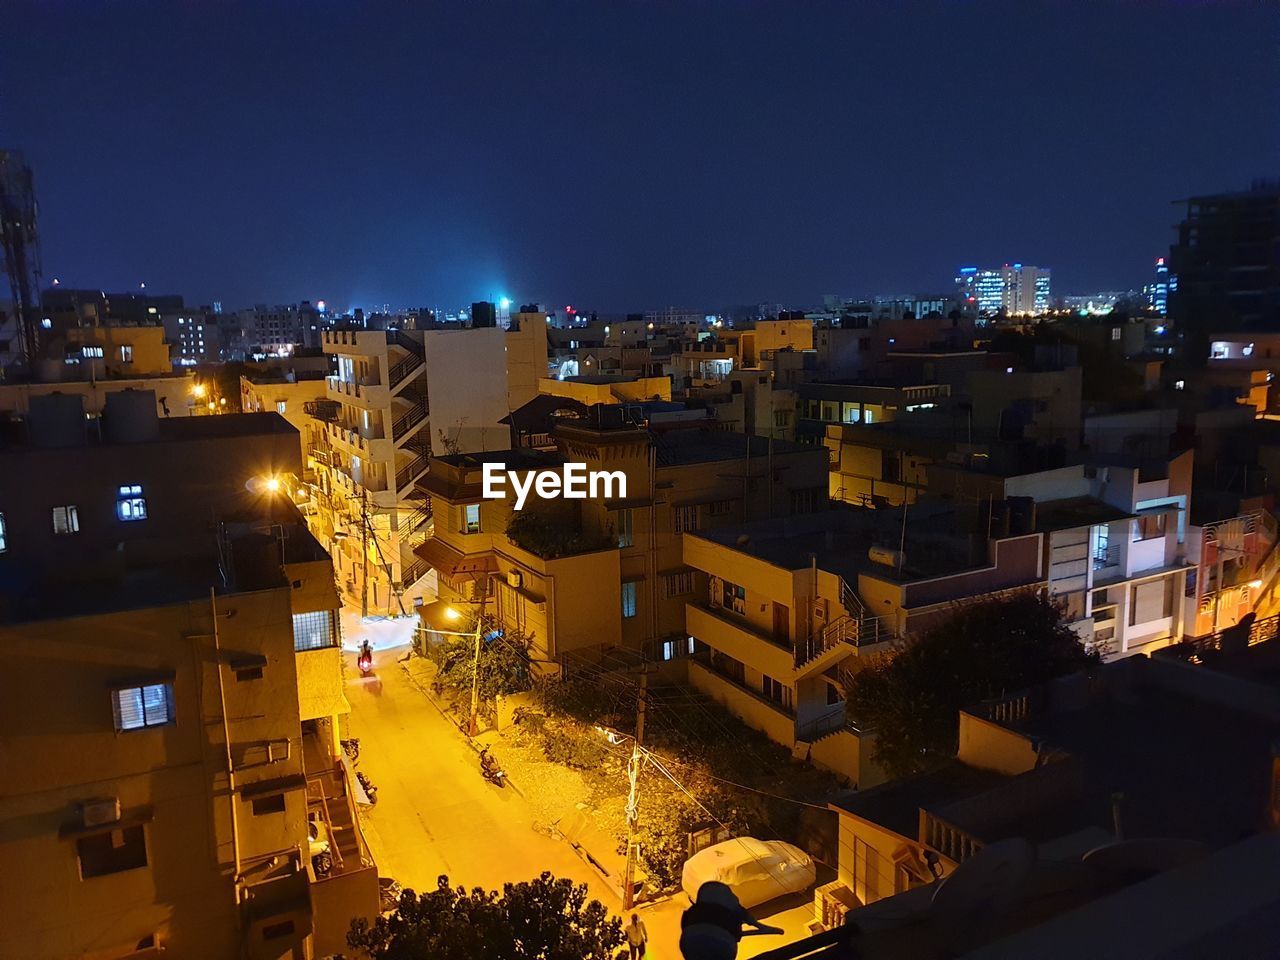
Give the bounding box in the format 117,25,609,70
681,837,816,909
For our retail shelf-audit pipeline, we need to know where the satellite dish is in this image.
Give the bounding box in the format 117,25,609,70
928,838,1035,948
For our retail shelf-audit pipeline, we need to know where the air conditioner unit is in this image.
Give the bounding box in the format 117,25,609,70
81,797,121,829
507,571,523,589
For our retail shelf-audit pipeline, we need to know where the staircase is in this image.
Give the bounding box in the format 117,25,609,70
392,392,428,438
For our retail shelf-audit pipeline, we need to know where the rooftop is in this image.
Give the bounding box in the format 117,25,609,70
1034,497,1132,533
691,503,982,582
654,429,809,467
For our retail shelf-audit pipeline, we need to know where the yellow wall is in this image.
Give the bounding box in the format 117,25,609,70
66,325,173,376
956,711,1039,775
688,658,796,745
538,375,672,404
0,588,310,959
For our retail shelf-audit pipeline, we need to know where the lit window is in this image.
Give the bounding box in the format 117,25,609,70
83,345,104,358
41,317,52,329
1244,343,1255,358
112,682,174,731
463,503,481,534
616,508,634,547
1175,380,1186,390
77,826,148,878
276,400,287,414
117,485,147,521
119,344,134,363
293,610,338,651
621,581,638,618
0,512,5,552
52,505,80,535
1111,328,1122,341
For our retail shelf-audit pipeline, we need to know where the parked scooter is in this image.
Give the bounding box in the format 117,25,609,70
341,738,361,763
479,747,506,788
356,770,379,805
357,640,373,676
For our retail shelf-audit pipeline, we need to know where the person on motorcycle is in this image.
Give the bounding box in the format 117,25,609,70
358,640,373,670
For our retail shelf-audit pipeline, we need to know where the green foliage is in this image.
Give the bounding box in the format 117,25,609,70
538,726,611,770
532,677,625,730
347,872,623,960
845,592,1097,778
506,512,613,559
427,618,532,705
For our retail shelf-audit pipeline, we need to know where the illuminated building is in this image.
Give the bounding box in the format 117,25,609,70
0,396,370,959
1145,257,1172,315
956,264,1052,316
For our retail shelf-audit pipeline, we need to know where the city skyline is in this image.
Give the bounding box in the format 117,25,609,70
3,1,1275,311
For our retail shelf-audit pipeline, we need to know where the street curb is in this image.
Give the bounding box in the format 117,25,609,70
398,658,526,799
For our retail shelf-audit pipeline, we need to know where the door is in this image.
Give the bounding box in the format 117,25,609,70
772,602,789,642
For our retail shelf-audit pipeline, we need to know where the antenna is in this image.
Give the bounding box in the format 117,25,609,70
0,150,44,369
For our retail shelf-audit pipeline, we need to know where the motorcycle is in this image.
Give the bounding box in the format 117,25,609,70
356,770,379,805
378,877,404,913
340,738,361,763
479,748,506,788
357,641,373,676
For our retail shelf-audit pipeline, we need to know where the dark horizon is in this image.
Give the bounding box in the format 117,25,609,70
3,1,1276,314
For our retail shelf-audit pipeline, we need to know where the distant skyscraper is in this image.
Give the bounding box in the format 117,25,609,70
1145,258,1172,316
471,300,497,328
955,264,1051,316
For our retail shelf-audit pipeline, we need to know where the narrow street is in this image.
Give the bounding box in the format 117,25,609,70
340,623,814,959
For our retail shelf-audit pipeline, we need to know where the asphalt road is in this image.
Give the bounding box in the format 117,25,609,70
340,639,814,959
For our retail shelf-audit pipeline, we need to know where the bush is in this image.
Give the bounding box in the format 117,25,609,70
539,726,611,770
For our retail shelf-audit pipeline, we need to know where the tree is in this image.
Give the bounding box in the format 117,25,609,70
845,592,1096,778
347,873,623,960
428,617,532,706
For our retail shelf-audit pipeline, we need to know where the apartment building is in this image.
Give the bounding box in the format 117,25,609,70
0,394,371,959
928,450,1193,659
413,404,830,666
824,652,1280,925
307,325,511,613
680,504,1047,787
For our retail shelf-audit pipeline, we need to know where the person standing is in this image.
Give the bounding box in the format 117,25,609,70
625,912,648,959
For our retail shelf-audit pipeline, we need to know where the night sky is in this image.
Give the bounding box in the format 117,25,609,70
3,1,1275,314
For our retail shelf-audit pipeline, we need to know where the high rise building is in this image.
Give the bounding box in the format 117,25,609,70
1145,257,1173,316
1169,180,1280,362
956,264,1051,316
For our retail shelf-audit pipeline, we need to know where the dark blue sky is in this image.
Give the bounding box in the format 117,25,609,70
3,1,1275,313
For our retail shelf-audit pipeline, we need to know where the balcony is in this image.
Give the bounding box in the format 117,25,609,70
686,601,794,680
687,657,796,747
304,399,341,423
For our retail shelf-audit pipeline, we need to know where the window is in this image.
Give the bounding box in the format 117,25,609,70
52,505,80,535
276,400,287,414
673,504,699,534
0,512,6,553
251,794,287,816
83,345,104,358
293,611,338,651
790,488,822,514
719,579,746,614
1130,577,1175,625
463,503,482,534
1092,524,1111,568
1111,327,1122,341
762,675,792,709
112,683,174,731
119,344,134,362
77,826,148,878
116,485,147,521
662,570,695,598
621,581,638,619
773,409,791,428
660,636,697,661
616,508,635,547
1132,513,1166,542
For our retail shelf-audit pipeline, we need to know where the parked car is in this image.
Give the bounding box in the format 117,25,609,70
681,837,816,909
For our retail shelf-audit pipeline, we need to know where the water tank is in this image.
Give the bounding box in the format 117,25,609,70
103,389,160,443
868,545,906,568
27,392,87,447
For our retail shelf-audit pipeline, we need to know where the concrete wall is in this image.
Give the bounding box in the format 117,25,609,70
0,378,195,419
0,588,309,959
809,729,885,790
956,711,1039,775
423,328,509,454
688,658,795,746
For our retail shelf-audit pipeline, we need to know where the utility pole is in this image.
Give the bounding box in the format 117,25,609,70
623,667,648,910
360,493,370,620
466,594,489,736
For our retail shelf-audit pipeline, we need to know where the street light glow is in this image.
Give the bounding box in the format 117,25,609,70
191,383,207,398
445,606,462,622
264,476,281,493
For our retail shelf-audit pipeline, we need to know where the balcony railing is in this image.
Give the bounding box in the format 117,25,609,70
304,399,341,422
392,393,428,437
